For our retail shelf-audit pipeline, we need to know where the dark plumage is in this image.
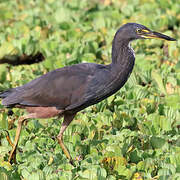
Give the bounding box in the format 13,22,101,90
0,23,176,165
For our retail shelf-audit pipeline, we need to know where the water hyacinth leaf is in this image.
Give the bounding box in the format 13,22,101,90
78,166,107,179
0,42,16,58
115,165,132,179
129,150,142,163
137,161,145,171
0,161,12,171
54,7,71,23
59,21,71,30
0,170,9,180
83,32,99,42
21,168,31,179
93,16,106,30
81,53,96,63
165,94,180,110
150,136,166,149
175,61,180,72
0,64,7,83
134,85,149,100
106,175,116,180
159,115,172,131
126,72,137,87
0,112,8,130
152,71,167,95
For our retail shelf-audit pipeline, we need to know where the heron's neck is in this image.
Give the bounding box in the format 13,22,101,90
110,38,135,82
111,38,134,65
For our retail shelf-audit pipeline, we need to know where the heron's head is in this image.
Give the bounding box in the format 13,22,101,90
116,23,176,42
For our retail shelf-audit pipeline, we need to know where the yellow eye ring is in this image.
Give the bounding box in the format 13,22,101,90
136,28,142,34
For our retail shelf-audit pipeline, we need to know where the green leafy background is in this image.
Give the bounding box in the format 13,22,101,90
0,0,180,179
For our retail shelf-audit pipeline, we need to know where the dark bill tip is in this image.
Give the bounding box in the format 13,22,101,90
152,31,176,41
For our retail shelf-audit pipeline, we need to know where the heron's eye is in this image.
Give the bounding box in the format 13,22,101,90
136,28,142,34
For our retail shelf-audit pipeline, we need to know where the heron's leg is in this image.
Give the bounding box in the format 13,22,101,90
57,113,76,165
5,130,14,147
4,130,15,162
8,114,35,164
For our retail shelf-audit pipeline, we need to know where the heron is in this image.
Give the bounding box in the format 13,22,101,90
0,23,176,165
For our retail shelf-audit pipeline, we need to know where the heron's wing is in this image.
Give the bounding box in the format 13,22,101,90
66,65,113,111
1,63,96,109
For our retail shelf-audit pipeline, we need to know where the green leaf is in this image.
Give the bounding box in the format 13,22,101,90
152,71,166,95
150,136,166,149
165,94,180,110
0,112,8,130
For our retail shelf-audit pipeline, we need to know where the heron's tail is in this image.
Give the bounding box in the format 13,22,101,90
0,89,16,107
0,90,12,99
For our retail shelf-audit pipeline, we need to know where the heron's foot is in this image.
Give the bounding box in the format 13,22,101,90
57,137,76,166
8,146,17,164
61,143,76,166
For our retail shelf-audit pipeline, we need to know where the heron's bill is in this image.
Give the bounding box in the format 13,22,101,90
142,31,176,41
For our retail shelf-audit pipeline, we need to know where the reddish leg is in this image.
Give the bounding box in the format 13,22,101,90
8,114,36,164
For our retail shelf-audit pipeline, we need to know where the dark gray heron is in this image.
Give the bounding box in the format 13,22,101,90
0,23,176,165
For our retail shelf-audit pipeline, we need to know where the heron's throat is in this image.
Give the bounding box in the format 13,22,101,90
111,39,135,64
